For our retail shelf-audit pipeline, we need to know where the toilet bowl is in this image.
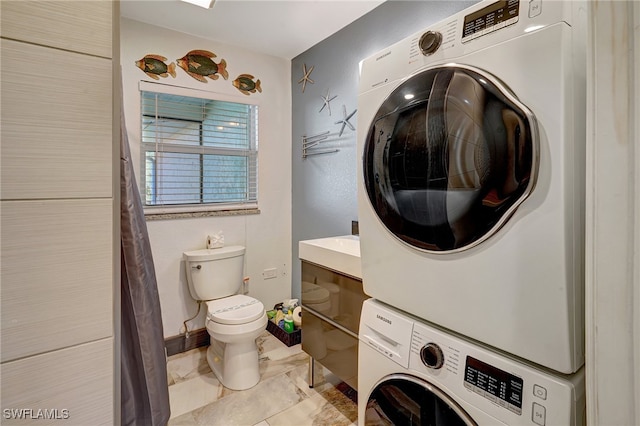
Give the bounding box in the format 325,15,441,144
183,246,267,391
205,294,267,390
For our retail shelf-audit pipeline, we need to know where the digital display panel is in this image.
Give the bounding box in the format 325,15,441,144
462,0,520,41
464,356,523,414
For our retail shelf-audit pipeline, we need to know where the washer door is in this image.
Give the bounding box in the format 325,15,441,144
365,374,477,425
363,65,538,253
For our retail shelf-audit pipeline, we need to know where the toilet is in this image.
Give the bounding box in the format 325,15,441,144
183,245,267,391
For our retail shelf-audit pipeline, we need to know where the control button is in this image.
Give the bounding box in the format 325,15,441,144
532,402,546,426
533,384,547,400
529,0,542,18
418,31,443,56
420,343,444,369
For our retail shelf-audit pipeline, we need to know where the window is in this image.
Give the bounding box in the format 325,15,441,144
140,83,258,212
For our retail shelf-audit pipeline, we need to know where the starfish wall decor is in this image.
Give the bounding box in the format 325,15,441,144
298,63,314,93
335,105,357,137
319,88,338,115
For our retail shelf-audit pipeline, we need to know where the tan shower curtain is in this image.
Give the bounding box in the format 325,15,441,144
120,106,171,425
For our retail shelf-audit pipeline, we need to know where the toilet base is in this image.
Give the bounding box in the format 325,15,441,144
206,339,260,391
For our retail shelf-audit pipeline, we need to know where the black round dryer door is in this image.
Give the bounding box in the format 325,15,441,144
363,65,538,253
365,375,477,425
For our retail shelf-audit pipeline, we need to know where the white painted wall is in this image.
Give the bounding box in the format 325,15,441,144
121,18,292,338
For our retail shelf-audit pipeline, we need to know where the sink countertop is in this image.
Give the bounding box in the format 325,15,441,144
298,235,361,279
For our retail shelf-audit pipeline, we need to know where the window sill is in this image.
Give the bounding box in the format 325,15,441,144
144,208,260,221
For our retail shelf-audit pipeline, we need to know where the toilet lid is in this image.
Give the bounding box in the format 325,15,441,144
206,295,265,325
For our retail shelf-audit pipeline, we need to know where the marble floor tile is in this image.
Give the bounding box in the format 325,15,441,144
168,412,198,426
167,330,358,425
265,392,353,426
259,350,310,382
286,362,341,399
256,331,287,355
190,373,307,426
316,385,358,423
167,346,210,386
168,371,222,419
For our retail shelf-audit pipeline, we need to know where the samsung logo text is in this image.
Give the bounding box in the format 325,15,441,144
376,314,392,325
376,51,391,61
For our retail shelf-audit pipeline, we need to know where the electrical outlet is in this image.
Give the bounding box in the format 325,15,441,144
262,268,277,279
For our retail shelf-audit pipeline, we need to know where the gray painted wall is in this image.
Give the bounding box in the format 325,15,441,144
290,1,478,299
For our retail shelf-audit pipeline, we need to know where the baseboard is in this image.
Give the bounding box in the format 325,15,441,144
165,328,210,357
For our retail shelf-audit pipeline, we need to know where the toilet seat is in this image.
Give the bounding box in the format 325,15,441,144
206,294,265,325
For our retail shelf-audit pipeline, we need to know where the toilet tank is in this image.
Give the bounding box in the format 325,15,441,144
183,246,245,301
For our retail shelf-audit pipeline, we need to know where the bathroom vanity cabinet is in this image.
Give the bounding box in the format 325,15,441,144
298,235,368,391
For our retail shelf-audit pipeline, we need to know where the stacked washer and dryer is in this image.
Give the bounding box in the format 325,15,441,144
356,0,587,424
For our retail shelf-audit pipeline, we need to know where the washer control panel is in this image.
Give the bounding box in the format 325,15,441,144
405,311,584,426
464,355,523,415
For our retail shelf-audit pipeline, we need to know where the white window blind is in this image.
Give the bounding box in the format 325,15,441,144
140,87,258,210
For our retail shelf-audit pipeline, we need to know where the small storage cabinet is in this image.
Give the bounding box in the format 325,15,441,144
298,235,368,391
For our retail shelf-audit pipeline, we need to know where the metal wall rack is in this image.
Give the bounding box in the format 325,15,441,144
302,131,340,159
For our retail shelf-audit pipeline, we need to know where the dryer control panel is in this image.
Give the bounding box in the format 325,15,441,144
462,0,520,43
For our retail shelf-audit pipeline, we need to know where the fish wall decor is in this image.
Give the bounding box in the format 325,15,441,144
135,54,176,79
177,50,228,82
232,74,262,95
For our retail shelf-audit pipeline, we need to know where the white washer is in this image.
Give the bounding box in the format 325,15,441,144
356,0,587,373
359,299,585,426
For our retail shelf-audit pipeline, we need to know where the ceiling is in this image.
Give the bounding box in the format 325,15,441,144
120,0,386,60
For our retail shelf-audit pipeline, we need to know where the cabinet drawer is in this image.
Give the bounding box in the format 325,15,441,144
302,308,359,390
301,261,369,335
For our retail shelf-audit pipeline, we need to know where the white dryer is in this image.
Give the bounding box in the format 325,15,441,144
358,299,585,426
356,0,587,373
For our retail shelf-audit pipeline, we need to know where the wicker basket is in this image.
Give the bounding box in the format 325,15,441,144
266,320,301,347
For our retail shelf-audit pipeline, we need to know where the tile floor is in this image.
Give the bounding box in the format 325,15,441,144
166,330,358,426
